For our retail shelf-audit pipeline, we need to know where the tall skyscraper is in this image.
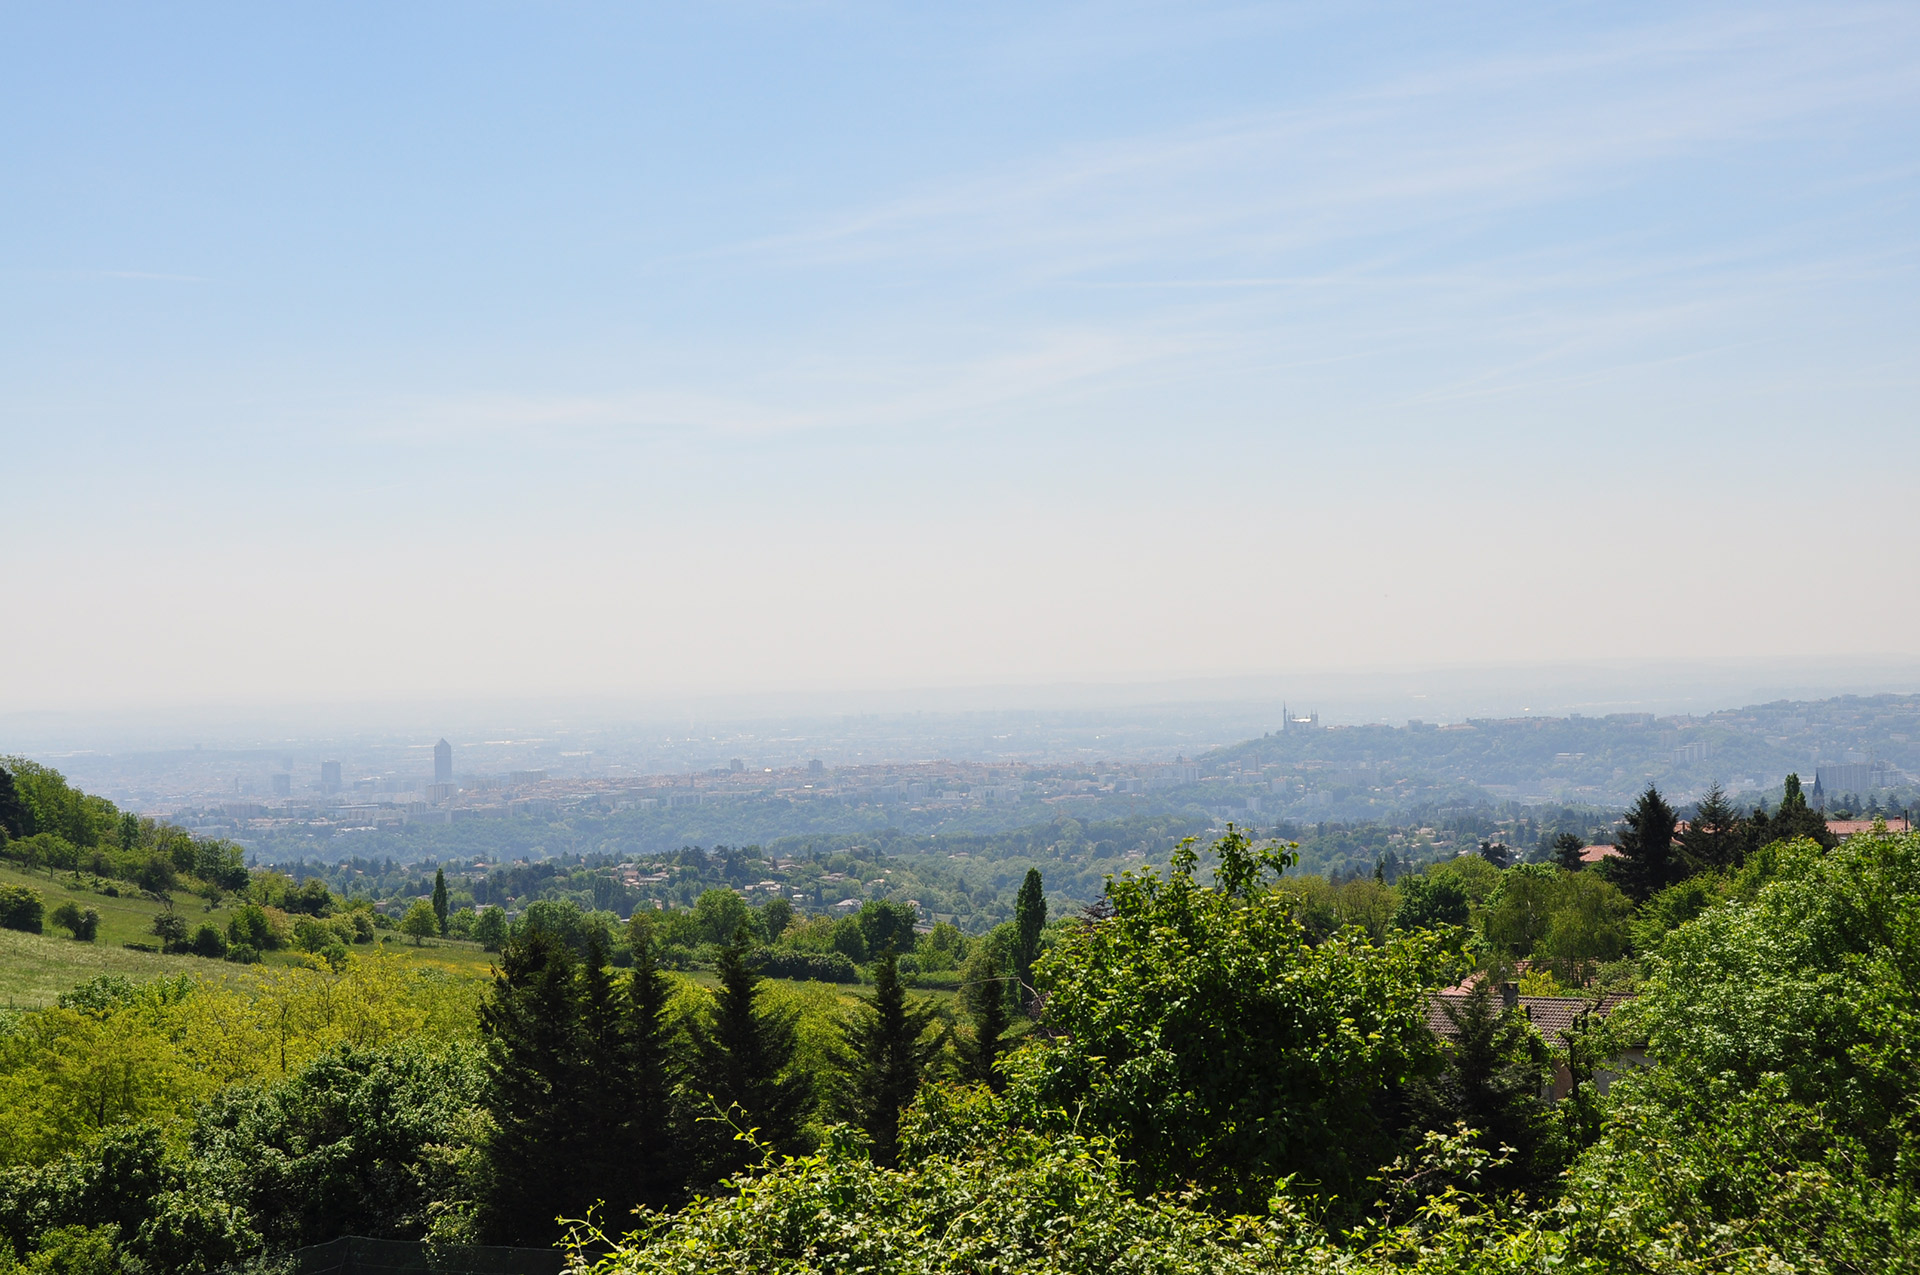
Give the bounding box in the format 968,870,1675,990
321,760,342,794
435,738,453,785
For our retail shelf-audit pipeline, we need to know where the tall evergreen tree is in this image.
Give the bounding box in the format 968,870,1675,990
836,954,945,1167
959,944,1010,1093
477,924,592,1245
1414,981,1565,1195
0,766,26,840
432,868,450,936
1551,832,1587,873
1678,781,1747,871
1749,773,1836,850
1013,868,1046,1007
687,925,812,1183
1608,784,1679,902
623,927,684,1210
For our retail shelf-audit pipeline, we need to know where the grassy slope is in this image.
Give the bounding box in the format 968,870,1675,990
0,927,237,1009
0,862,506,1002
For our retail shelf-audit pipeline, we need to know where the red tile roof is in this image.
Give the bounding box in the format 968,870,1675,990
1580,844,1620,864
1827,817,1911,838
1427,989,1631,1049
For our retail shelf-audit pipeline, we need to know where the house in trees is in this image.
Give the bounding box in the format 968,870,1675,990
1427,980,1642,1100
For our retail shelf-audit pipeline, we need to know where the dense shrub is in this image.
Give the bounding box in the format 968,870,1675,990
0,885,44,934
49,902,100,942
752,950,858,983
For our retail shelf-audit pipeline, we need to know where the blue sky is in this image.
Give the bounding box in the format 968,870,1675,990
4,2,1917,708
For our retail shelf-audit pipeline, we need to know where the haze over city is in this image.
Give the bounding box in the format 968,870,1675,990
6,2,1919,716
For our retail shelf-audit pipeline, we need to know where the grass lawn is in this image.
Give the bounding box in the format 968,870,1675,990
0,925,237,1009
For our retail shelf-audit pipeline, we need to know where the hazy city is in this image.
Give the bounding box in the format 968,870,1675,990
4,5,1919,1273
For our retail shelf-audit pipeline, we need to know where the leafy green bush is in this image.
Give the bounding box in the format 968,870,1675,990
1005,829,1460,1215
753,950,857,983
0,885,45,934
49,902,99,942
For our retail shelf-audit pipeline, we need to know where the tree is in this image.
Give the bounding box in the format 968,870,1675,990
1678,781,1747,871
1607,784,1680,902
759,895,793,943
0,765,29,839
118,811,142,852
1004,829,1457,1215
399,901,438,946
691,888,754,946
1748,773,1835,851
1412,981,1565,1195
1531,872,1632,986
150,909,189,952
958,943,1010,1092
1013,868,1046,1005
50,901,99,942
192,1042,486,1253
835,954,944,1168
473,905,508,952
686,925,812,1182
0,885,45,933
432,869,449,936
1391,873,1470,930
1551,832,1587,872
1481,864,1560,959
1478,839,1512,869
856,899,917,958
620,927,684,1210
478,925,592,1245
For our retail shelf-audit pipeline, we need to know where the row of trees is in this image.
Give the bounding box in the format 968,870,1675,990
471,878,1046,1245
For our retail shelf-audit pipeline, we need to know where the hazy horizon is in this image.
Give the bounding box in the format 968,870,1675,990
6,3,1918,713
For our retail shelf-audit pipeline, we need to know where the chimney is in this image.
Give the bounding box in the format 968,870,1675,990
1500,982,1520,1011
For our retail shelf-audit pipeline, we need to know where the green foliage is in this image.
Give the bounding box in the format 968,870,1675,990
1410,982,1566,1193
957,943,1009,1092
855,898,917,958
473,905,508,951
754,950,857,983
193,1043,485,1252
1392,872,1469,930
477,926,684,1245
1006,829,1460,1214
827,915,866,962
1530,872,1632,986
399,901,438,945
1550,831,1586,872
690,888,755,946
49,902,100,942
431,869,449,936
1013,867,1046,999
685,928,813,1183
1607,784,1680,902
0,886,45,934
832,954,944,1168
757,895,793,942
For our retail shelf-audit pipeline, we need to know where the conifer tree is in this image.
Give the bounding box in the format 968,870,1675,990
478,923,591,1245
624,925,685,1210
687,925,812,1183
1608,784,1679,902
1551,832,1587,873
432,867,450,936
959,944,1010,1092
1749,773,1836,850
1013,868,1046,1008
1678,781,1747,871
837,953,944,1167
0,765,26,840
1415,980,1565,1194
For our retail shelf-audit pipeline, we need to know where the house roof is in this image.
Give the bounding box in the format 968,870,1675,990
1427,990,1631,1050
1827,817,1911,838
